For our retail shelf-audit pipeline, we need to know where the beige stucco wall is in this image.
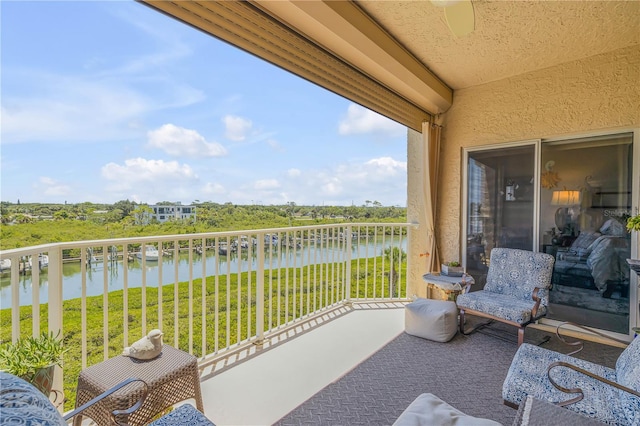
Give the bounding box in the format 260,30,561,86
436,45,640,264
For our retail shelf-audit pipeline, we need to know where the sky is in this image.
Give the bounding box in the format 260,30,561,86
0,1,408,207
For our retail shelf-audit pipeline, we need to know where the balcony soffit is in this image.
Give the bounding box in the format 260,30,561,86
358,0,640,90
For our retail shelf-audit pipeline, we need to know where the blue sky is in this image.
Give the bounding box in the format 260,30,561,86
1,1,408,207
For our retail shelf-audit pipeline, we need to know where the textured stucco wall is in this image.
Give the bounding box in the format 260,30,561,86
436,45,640,264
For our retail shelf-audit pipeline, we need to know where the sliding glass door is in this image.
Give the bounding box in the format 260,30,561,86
541,134,633,334
464,133,635,335
465,144,536,287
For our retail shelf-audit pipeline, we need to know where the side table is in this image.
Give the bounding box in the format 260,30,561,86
422,273,475,301
73,345,204,426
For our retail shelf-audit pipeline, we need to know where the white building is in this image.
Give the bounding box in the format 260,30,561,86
149,203,196,223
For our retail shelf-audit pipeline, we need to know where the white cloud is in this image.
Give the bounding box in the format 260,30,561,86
202,182,226,195
363,157,406,177
1,70,205,145
34,176,72,197
267,139,284,152
338,104,405,137
254,179,280,190
223,115,253,141
224,156,407,206
147,124,227,157
101,158,198,202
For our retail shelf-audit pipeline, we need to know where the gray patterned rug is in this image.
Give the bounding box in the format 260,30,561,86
275,319,623,425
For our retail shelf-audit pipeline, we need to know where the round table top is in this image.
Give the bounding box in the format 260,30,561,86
422,273,475,291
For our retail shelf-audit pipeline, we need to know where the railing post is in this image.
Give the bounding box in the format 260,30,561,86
47,247,64,412
10,257,19,342
255,235,265,345
406,225,413,299
345,225,352,306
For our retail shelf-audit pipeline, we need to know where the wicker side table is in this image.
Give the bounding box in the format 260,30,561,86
73,345,203,426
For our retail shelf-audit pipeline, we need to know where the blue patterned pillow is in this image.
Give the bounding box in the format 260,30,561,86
0,372,66,425
484,248,554,304
615,337,640,425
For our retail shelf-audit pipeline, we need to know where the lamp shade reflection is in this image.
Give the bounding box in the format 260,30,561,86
551,190,581,206
551,190,581,234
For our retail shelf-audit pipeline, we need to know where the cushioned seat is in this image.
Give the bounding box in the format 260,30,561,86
404,298,457,342
456,248,555,346
393,393,501,426
502,336,640,425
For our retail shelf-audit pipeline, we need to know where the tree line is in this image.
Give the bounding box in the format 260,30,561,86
0,200,406,249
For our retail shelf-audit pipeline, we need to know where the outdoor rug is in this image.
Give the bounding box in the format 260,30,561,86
275,318,624,426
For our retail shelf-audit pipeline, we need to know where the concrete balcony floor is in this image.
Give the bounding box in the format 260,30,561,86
198,303,407,425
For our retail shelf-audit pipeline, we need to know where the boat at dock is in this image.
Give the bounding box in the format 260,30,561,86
136,246,159,261
0,259,11,272
28,254,49,270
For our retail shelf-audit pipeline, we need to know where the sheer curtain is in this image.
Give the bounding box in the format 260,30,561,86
422,120,442,272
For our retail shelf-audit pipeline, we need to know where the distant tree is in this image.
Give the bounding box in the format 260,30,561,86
54,210,70,220
105,208,125,222
384,246,406,297
112,200,137,217
14,214,32,224
130,205,153,226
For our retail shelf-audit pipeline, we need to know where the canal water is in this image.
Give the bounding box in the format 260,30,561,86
1,236,406,308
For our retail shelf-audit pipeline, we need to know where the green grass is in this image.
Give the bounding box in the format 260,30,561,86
1,256,406,410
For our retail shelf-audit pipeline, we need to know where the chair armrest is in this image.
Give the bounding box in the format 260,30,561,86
555,322,629,356
531,287,542,318
547,361,640,407
62,377,148,424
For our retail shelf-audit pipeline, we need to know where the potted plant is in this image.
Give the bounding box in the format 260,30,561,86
0,332,67,396
627,213,640,274
441,261,463,277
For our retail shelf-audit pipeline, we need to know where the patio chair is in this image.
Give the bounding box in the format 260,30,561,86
502,323,640,425
456,248,555,346
0,372,213,425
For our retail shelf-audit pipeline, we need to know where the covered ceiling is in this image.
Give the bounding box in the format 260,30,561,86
141,0,640,129
359,0,640,90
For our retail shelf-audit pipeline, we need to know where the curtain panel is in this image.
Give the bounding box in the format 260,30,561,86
422,120,442,272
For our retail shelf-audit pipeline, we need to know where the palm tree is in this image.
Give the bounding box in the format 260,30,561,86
383,246,406,297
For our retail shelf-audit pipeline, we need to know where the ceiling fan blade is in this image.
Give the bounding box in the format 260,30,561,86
444,0,475,37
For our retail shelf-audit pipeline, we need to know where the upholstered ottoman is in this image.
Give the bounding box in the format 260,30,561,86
404,298,457,342
393,393,501,426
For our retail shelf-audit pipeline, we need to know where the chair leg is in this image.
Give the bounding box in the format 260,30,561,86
459,309,466,334
517,327,524,346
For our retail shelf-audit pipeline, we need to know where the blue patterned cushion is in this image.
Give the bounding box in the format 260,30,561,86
616,337,640,425
483,248,554,305
0,372,66,425
503,343,627,425
457,249,554,324
456,291,546,324
150,404,215,425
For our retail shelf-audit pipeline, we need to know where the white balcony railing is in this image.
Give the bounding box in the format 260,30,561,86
0,223,411,409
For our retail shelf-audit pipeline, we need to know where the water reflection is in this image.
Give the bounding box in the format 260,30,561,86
1,236,405,307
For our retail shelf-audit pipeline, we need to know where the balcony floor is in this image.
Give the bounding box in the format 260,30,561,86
197,303,407,425
192,302,624,426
